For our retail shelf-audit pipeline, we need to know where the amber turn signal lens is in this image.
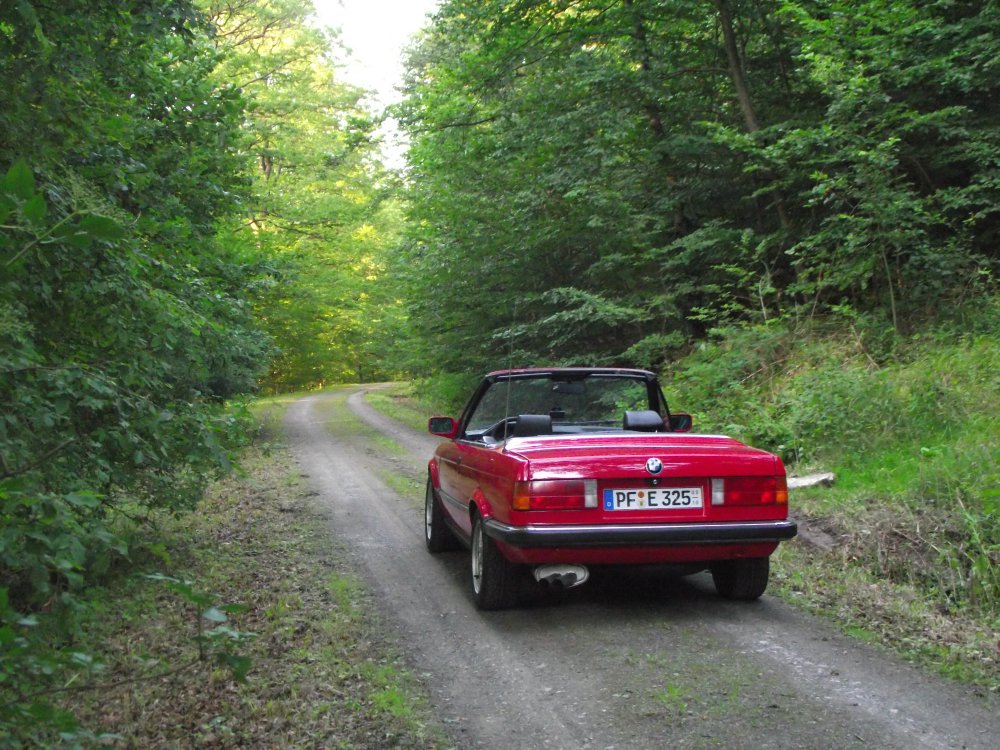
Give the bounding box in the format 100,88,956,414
512,482,531,511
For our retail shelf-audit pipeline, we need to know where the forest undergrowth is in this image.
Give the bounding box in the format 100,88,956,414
3,400,443,749
674,305,999,689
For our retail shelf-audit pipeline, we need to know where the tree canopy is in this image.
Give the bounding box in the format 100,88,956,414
203,0,407,390
1,0,395,739
395,0,999,374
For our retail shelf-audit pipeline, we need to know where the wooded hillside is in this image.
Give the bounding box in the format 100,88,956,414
0,1,395,740
395,0,998,373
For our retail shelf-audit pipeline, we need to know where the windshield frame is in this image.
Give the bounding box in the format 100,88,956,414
456,368,670,442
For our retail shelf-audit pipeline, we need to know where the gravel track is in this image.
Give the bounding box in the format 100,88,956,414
283,388,998,750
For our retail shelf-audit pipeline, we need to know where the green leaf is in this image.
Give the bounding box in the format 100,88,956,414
4,160,34,200
217,653,252,682
144,572,182,584
64,491,101,509
52,221,93,249
64,536,87,567
0,195,13,224
22,193,46,225
146,574,212,607
69,651,95,667
79,214,125,242
201,606,228,623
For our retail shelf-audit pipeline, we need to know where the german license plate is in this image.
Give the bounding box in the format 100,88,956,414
603,487,703,510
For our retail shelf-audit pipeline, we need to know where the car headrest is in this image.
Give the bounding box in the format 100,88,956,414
623,410,666,432
512,414,553,438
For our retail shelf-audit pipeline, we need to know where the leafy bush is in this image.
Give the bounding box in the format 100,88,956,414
668,302,999,616
1,1,269,742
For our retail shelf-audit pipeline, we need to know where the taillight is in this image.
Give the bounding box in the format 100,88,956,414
512,480,598,511
712,476,788,505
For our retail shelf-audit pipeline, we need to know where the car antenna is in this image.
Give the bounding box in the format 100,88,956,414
502,304,516,440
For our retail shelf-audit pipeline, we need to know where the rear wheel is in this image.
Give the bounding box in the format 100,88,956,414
425,479,459,553
470,515,518,610
711,557,770,600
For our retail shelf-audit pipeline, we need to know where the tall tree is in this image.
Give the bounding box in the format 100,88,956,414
202,0,405,390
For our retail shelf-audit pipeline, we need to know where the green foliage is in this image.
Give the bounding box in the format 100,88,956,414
396,0,998,376
200,0,406,391
668,302,1000,617
145,573,256,682
0,1,270,743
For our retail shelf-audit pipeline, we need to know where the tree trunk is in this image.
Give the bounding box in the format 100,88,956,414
624,0,688,232
624,0,666,140
711,0,790,230
712,0,761,133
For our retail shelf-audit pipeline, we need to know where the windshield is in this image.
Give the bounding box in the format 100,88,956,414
464,373,656,438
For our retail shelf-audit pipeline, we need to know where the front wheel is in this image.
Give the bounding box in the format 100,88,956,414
711,557,770,600
425,479,459,553
470,515,519,610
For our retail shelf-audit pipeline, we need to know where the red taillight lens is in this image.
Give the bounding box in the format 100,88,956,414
512,480,598,510
720,476,788,505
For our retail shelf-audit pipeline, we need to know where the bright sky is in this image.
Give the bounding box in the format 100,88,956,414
311,0,440,108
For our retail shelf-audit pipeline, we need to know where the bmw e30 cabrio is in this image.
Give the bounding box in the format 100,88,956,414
425,368,797,609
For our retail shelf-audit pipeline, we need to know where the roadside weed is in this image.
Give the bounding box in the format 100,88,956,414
654,684,689,715
55,412,447,747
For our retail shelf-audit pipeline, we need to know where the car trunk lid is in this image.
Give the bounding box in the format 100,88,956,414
504,433,781,479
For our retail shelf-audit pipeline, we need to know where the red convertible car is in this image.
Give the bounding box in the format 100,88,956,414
426,368,796,609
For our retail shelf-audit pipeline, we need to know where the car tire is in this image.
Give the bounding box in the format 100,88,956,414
711,557,769,600
425,478,459,553
470,514,518,610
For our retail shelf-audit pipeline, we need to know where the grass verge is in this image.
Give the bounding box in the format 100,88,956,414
771,492,999,692
363,383,437,434
671,312,999,692
60,408,447,748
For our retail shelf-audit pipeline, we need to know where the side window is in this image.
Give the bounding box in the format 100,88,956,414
465,384,509,433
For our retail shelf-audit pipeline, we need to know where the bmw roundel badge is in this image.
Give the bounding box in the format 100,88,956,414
645,457,663,475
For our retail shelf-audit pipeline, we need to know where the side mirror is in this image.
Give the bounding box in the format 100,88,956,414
668,412,693,432
428,416,459,439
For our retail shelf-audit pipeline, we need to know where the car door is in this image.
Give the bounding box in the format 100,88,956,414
447,439,489,538
437,378,512,537
434,438,466,529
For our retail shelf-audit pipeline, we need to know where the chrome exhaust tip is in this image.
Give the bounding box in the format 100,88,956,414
533,564,589,590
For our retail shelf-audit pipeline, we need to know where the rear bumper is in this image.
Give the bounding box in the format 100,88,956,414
482,519,798,548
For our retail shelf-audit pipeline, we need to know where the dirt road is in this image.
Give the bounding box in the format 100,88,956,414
283,389,998,750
